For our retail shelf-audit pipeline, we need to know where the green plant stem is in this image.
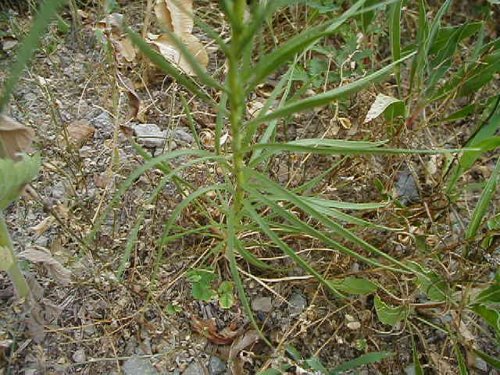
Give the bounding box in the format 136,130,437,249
227,0,248,215
0,215,29,298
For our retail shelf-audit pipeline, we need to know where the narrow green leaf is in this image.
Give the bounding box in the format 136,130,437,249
454,345,468,375
126,27,216,106
473,348,500,369
329,352,394,374
471,304,500,337
226,204,272,347
374,295,408,325
474,284,500,304
466,159,500,240
246,53,415,128
242,200,345,298
247,0,367,90
389,1,402,91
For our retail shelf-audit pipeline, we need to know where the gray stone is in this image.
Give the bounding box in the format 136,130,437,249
171,128,194,144
396,168,420,205
72,348,86,363
252,296,273,313
92,111,114,133
123,356,158,375
132,123,166,149
475,357,488,372
183,360,205,375
208,356,227,375
288,292,307,315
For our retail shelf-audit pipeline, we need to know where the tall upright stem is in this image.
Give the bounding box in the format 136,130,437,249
227,0,248,215
0,215,29,298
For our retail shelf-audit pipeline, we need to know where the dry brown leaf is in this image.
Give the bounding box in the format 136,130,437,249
148,32,207,75
191,316,242,345
19,247,71,286
117,73,143,121
30,217,55,236
65,120,95,148
0,114,34,160
96,13,124,35
155,0,193,35
116,37,137,63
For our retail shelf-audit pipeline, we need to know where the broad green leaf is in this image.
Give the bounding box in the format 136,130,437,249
471,304,500,337
0,154,40,210
218,281,234,309
374,295,408,325
430,22,483,56
329,352,394,374
327,277,378,295
474,284,500,304
187,268,217,301
306,357,328,373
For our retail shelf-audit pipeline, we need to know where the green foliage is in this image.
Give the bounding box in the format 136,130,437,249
374,295,408,326
327,277,378,295
0,155,40,211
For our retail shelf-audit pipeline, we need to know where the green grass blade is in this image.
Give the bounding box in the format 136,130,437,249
246,0,367,90
86,150,219,242
245,169,413,272
242,199,345,298
329,352,394,374
117,174,172,279
245,187,404,273
226,205,272,347
0,0,67,111
246,53,416,129
126,28,216,106
159,183,229,246
465,159,500,241
389,0,402,92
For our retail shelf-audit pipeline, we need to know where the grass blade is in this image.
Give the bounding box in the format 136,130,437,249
389,0,402,92
126,27,216,106
246,53,416,128
0,0,67,111
329,352,394,374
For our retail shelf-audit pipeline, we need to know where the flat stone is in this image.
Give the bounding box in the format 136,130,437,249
288,292,307,315
122,356,158,375
396,168,420,205
208,356,227,375
131,123,166,148
171,128,194,144
183,360,205,375
252,296,273,313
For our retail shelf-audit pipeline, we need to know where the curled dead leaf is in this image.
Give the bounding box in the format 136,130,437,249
19,247,71,286
0,114,34,161
154,0,194,35
147,32,208,76
191,316,241,345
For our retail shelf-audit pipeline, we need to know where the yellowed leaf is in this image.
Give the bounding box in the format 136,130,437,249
0,246,15,271
30,217,55,236
0,114,34,160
